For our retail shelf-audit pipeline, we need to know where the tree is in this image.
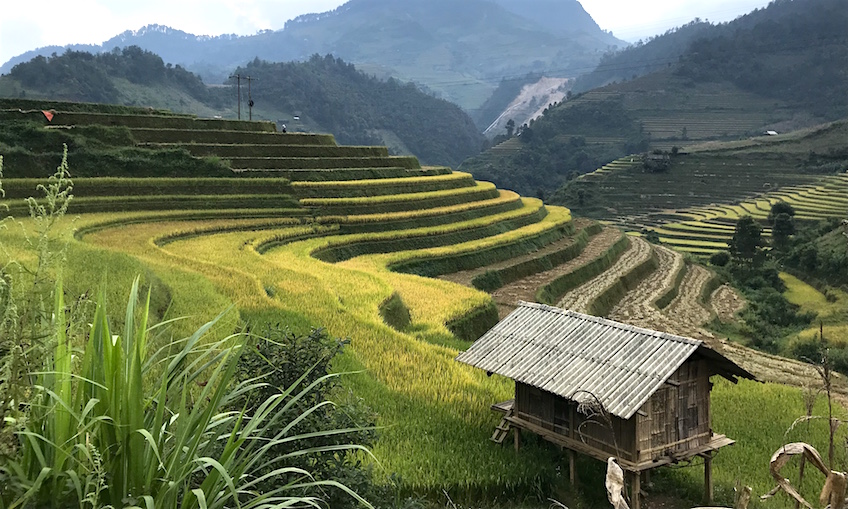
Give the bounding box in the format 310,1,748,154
710,251,731,267
730,215,763,263
771,212,795,249
768,201,795,223
505,119,515,138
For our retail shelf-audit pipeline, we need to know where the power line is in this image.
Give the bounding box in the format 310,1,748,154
246,75,256,121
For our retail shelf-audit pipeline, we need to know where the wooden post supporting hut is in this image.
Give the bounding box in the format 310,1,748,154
456,302,756,509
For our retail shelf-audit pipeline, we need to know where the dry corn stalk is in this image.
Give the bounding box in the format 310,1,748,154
761,442,847,509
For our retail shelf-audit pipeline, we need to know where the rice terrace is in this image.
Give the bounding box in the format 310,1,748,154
0,93,846,509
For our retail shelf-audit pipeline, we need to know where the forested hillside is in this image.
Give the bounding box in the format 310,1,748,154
677,0,848,119
460,98,648,197
573,0,848,120
7,47,221,107
233,56,485,167
463,0,847,195
0,0,623,111
571,19,714,93
0,49,484,167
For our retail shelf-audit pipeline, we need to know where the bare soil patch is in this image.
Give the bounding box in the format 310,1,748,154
661,264,715,338
558,236,652,313
609,244,683,329
490,227,623,317
712,284,746,322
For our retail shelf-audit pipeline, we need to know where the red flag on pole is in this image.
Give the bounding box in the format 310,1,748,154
42,110,54,122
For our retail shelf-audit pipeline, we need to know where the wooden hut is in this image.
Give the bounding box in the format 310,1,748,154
456,302,756,509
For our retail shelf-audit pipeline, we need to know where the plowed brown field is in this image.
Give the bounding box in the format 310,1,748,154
558,236,652,313
490,227,624,317
609,244,684,330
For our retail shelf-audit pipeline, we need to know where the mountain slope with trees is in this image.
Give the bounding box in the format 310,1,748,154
573,0,848,120
0,48,484,167
459,97,648,197
0,0,624,111
234,55,485,167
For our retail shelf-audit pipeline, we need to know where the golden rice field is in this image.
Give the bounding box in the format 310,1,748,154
644,171,848,256
781,273,848,349
3,110,846,506
6,203,841,506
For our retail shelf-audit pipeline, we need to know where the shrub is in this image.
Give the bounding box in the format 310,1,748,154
236,325,379,509
710,251,731,267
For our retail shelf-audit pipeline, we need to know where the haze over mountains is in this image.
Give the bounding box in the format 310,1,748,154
0,0,623,111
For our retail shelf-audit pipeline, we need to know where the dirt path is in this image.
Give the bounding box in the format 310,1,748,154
490,227,624,317
712,284,746,322
608,245,683,329
558,236,653,313
439,218,595,287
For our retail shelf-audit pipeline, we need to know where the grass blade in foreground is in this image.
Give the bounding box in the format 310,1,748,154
2,278,373,509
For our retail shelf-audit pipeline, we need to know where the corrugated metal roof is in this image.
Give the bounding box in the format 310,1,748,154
456,302,753,420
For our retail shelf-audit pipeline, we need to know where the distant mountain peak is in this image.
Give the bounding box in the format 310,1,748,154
1,0,622,109
109,24,239,44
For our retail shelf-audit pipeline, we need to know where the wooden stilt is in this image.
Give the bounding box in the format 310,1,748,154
632,471,642,509
704,454,714,504
568,449,576,486
644,469,651,485
513,427,521,452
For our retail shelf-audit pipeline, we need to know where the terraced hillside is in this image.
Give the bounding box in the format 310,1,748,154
564,69,795,152
555,120,848,255
7,103,848,508
0,103,587,495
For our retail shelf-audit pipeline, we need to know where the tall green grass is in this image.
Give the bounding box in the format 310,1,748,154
2,279,373,509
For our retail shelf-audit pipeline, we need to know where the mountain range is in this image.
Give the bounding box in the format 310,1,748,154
460,0,848,197
0,48,485,168
0,0,624,111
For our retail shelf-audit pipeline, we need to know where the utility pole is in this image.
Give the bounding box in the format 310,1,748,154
245,76,256,121
229,74,242,120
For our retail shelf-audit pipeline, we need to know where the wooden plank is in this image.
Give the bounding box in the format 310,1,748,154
568,449,576,486
632,471,642,509
491,399,515,414
642,431,712,455
506,413,735,471
704,454,714,503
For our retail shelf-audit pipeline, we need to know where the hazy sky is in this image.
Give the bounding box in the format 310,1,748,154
0,0,774,66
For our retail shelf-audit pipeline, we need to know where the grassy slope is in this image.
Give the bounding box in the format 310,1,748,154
4,211,834,507
782,273,848,348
